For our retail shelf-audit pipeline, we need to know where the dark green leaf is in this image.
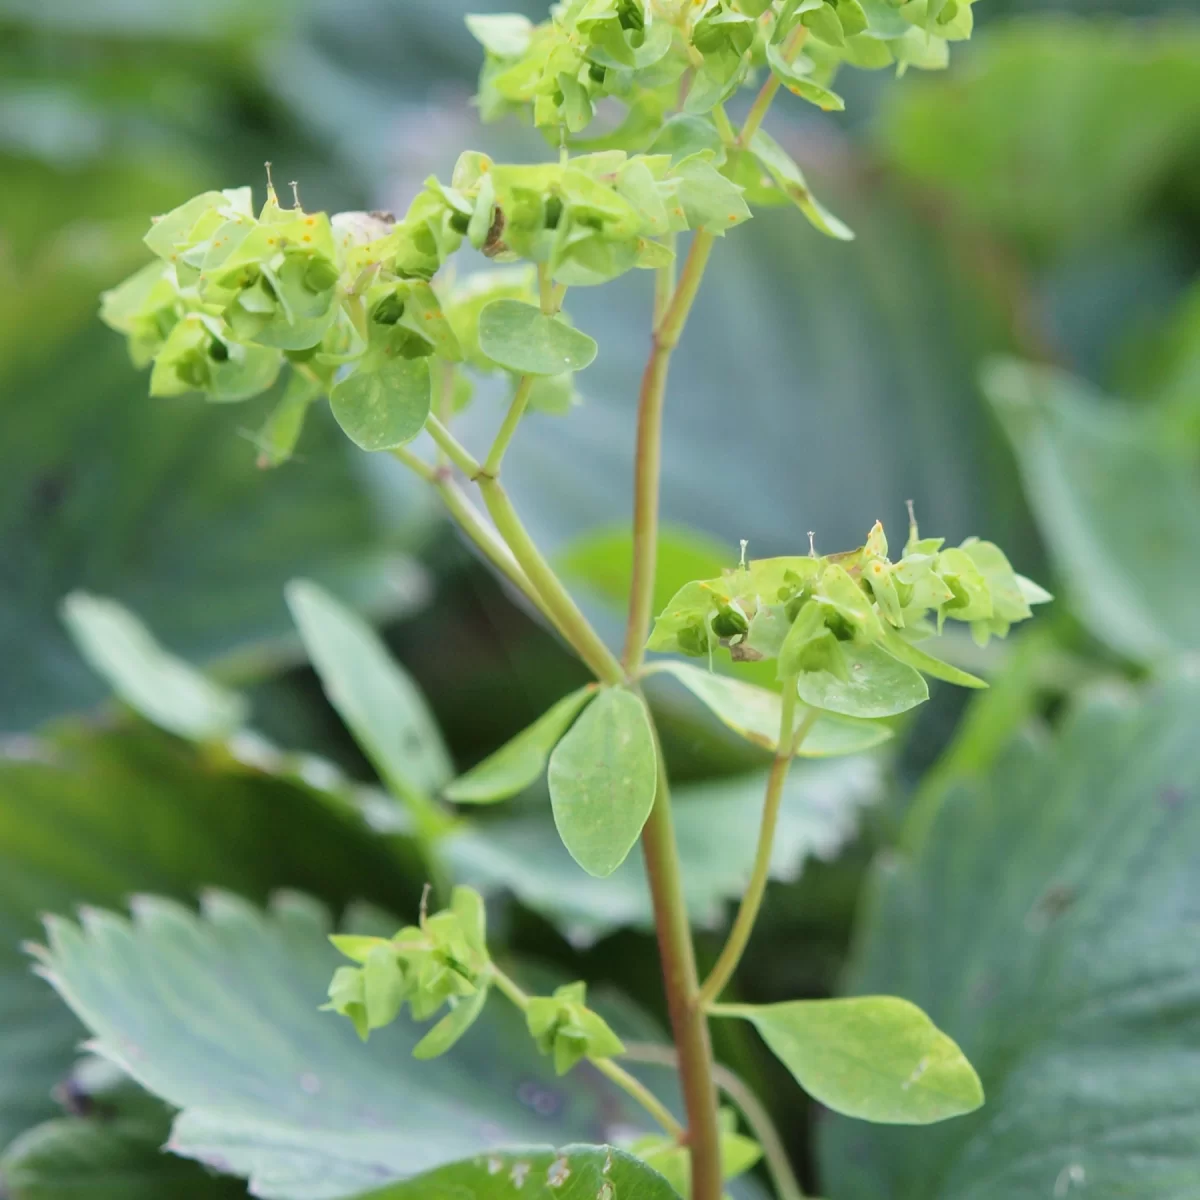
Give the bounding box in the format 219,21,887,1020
31,896,666,1200
820,674,1200,1198
547,686,657,878
285,580,451,823
369,1144,679,1200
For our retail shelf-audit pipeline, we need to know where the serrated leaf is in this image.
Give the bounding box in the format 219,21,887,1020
749,130,854,240
445,686,598,804
31,897,667,1200
285,580,451,824
372,1144,679,1200
60,592,247,741
477,300,598,376
328,356,431,451
713,997,982,1124
547,687,657,878
796,642,928,718
647,661,893,758
820,675,1200,1198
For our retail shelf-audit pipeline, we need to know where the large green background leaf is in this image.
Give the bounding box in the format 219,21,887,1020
33,892,667,1200
0,724,419,1152
819,674,1200,1198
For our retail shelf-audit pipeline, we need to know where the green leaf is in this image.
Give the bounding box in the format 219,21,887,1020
670,153,752,235
449,756,880,943
547,686,657,878
60,592,247,741
765,42,845,111
285,580,452,822
877,629,986,689
984,358,1196,665
255,369,320,468
647,661,893,758
465,13,534,58
713,997,982,1124
31,896,670,1200
369,1145,679,1200
412,985,490,1060
329,356,431,451
749,130,854,240
631,1108,761,1196
820,674,1200,1198
444,686,598,804
648,114,725,164
0,722,417,1153
556,523,730,617
796,642,928,718
477,300,598,376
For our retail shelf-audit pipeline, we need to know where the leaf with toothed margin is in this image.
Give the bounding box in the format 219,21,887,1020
28,892,668,1200
360,1144,678,1199
0,721,418,1155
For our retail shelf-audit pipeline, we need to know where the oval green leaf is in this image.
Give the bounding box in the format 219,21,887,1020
547,687,657,878
713,997,983,1124
796,642,928,718
60,592,247,742
329,357,431,451
285,579,451,828
444,686,598,804
648,661,892,758
477,299,598,376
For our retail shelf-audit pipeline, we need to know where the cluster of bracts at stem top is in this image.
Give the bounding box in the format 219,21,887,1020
99,0,980,466
324,884,625,1076
651,516,1051,696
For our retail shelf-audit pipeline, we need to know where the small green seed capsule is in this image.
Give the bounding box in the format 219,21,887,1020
448,210,471,234
588,62,607,83
372,292,406,325
711,604,749,640
544,195,564,229
207,336,229,363
303,256,339,293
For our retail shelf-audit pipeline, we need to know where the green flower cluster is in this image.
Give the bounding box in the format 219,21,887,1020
649,514,1051,696
324,887,492,1056
525,981,626,1075
471,0,979,136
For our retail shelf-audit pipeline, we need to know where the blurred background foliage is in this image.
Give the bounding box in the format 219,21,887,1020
2,0,1200,1197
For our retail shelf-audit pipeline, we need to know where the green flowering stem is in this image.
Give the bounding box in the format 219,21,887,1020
737,24,809,149
699,689,818,1008
425,413,483,477
479,477,626,686
622,229,715,674
621,1042,807,1200
482,374,535,478
490,966,684,1140
642,748,725,1200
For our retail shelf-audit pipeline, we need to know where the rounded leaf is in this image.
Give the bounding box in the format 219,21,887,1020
329,357,431,451
796,642,928,718
548,687,657,878
477,299,598,376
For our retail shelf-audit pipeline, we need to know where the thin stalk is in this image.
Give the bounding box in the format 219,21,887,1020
653,235,678,329
479,478,626,686
699,694,818,1008
737,25,808,149
622,230,716,673
491,967,683,1139
425,413,482,477
641,751,724,1200
482,375,535,478
390,446,569,642
621,1042,807,1200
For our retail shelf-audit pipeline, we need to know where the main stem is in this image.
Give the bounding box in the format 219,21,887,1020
641,752,724,1200
622,232,715,673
